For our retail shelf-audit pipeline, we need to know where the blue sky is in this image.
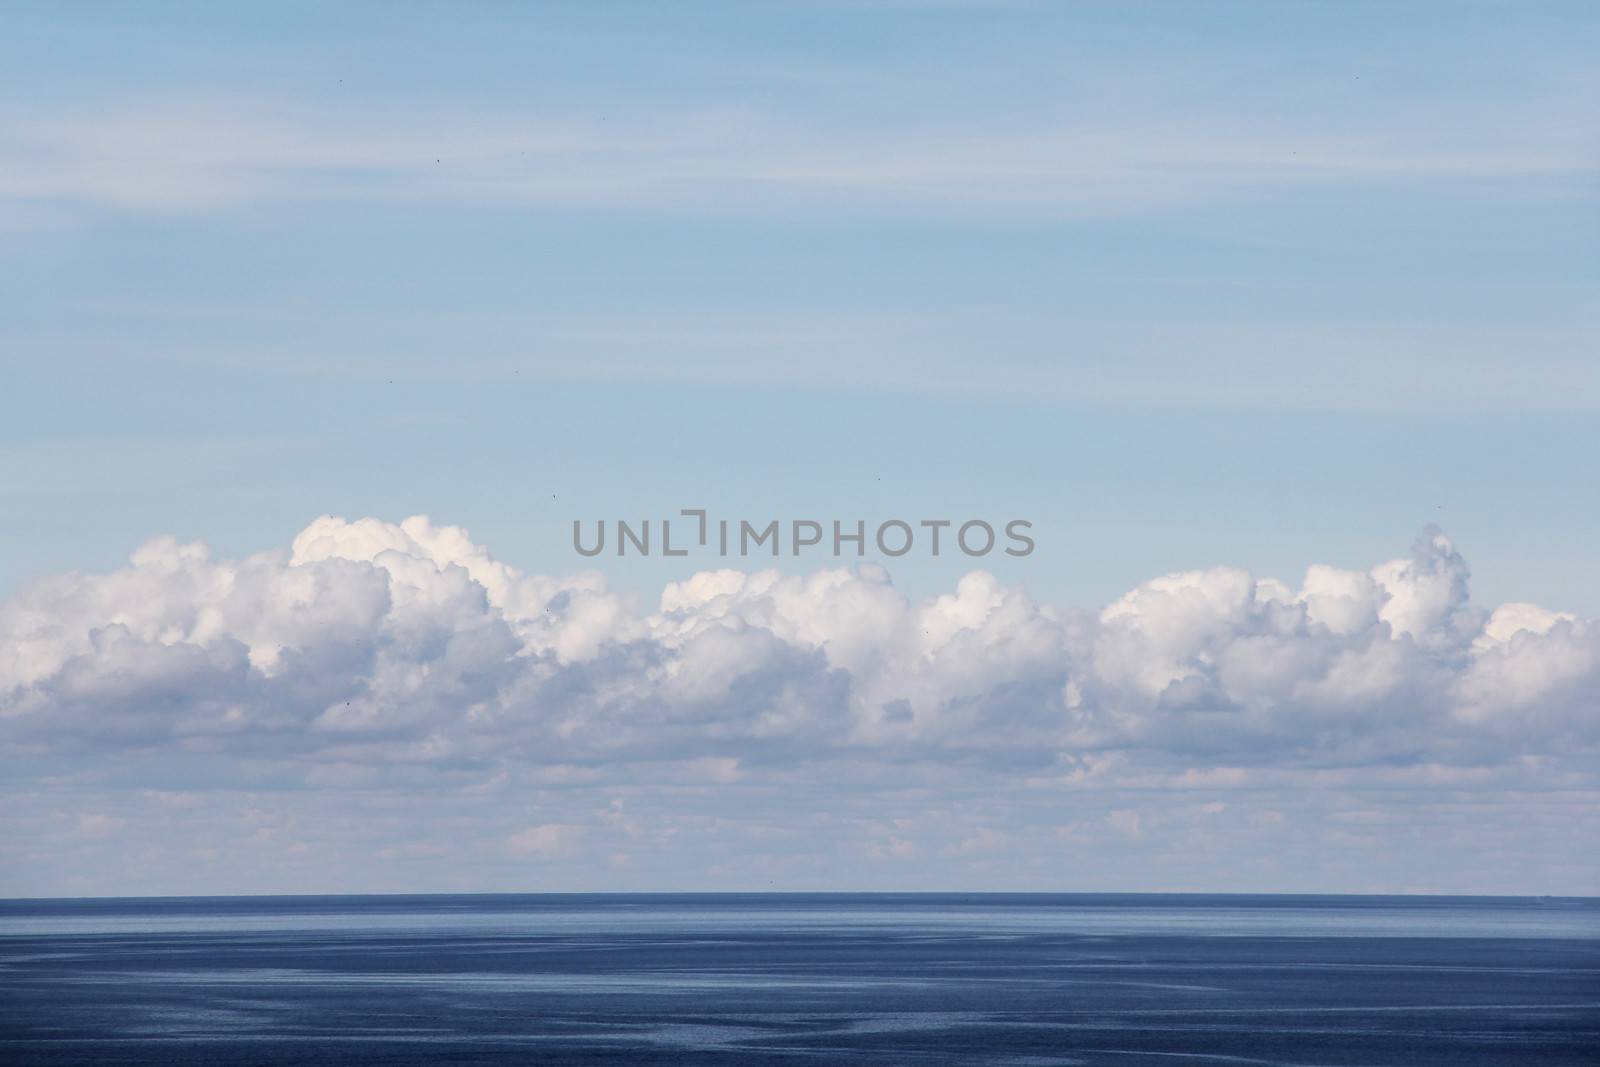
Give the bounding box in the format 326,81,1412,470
1,2,1597,895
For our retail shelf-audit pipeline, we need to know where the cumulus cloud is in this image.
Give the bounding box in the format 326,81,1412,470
1,518,1596,780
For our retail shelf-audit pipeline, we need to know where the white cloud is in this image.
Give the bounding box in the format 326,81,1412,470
1106,809,1144,840
1,517,1596,780
2,88,1593,222
505,823,586,859
72,812,125,838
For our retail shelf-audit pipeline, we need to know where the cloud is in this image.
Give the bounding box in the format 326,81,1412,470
505,823,586,860
2,87,1593,222
2,517,1596,787
72,812,125,838
1106,809,1144,840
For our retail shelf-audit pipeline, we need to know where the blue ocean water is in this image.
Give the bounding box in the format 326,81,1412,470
1,894,1597,1065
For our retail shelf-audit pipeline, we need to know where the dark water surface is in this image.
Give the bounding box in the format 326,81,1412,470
2,894,1597,1065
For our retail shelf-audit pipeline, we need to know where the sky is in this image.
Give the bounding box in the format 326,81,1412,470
1,2,1598,896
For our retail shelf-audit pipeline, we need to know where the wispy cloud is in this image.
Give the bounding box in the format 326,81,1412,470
3,92,1593,220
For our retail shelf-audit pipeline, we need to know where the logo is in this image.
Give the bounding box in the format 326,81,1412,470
574,510,1034,558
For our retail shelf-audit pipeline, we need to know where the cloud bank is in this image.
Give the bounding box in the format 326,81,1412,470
3,516,1594,779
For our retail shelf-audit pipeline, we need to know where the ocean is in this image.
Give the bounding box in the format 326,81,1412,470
1,893,1596,1065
